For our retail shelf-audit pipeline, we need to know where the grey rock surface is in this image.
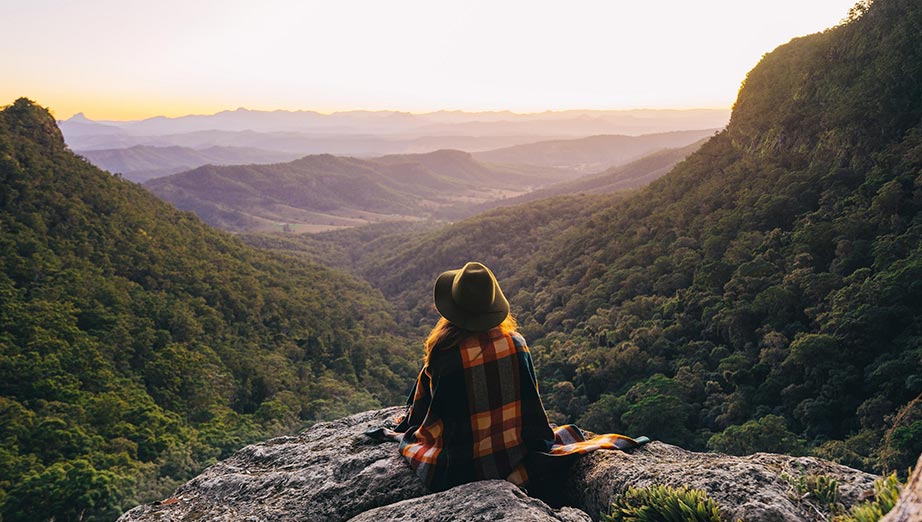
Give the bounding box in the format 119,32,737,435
118,407,427,522
347,480,591,522
119,407,881,522
567,441,878,522
881,454,922,522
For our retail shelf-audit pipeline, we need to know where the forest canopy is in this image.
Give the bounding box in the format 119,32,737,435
0,98,419,520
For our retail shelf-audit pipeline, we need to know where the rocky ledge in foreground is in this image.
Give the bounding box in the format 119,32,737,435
119,407,881,522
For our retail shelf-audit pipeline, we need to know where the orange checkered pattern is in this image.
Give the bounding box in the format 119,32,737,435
400,419,443,464
459,332,516,368
471,400,522,458
386,327,642,492
548,425,639,454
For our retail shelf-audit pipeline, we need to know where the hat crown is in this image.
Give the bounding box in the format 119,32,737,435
451,263,496,313
433,261,510,331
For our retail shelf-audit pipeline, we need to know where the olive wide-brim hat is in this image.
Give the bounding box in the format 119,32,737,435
434,262,510,332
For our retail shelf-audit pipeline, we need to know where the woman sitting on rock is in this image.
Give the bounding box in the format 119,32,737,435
379,262,646,500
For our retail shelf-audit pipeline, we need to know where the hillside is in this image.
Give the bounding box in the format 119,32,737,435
292,0,922,476
144,150,570,232
466,139,707,215
0,99,418,521
239,220,442,275
78,145,301,182
541,139,708,195
242,142,705,281
472,129,716,172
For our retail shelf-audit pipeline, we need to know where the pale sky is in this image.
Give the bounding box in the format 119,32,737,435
2,0,860,120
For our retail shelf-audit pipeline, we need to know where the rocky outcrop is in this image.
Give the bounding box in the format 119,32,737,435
119,407,424,522
119,407,880,522
882,454,922,522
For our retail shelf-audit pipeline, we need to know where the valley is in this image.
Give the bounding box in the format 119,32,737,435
139,131,709,232
67,125,713,232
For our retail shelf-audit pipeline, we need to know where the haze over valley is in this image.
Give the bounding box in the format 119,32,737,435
61,110,723,182
59,107,729,150
60,108,719,232
137,130,712,232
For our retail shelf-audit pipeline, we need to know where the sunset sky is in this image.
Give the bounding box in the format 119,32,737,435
3,0,861,120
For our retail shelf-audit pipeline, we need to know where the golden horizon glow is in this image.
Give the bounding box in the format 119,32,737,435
4,0,861,121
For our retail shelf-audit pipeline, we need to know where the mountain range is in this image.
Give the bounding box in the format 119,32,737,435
62,107,729,137
59,109,727,157
77,129,713,185
139,130,712,232
143,150,572,232
472,130,714,173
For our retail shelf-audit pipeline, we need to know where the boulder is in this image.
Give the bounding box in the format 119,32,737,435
347,480,591,522
119,407,880,522
118,407,425,522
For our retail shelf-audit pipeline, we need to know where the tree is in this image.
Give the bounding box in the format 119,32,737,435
707,415,805,456
2,459,120,521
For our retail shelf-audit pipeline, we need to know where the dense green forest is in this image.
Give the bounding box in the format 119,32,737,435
0,99,418,520
257,0,922,477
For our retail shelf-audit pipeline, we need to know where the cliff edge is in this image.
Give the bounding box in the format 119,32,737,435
118,407,885,521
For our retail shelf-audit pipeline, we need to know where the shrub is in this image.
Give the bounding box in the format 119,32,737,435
791,474,841,512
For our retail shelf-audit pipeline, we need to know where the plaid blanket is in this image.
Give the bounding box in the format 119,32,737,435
387,328,641,491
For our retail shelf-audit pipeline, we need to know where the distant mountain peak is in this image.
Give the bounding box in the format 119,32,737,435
427,149,471,158
68,111,92,122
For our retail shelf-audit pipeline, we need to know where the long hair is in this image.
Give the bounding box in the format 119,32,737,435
424,315,519,365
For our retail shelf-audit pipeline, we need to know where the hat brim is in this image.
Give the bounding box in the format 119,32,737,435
434,269,510,332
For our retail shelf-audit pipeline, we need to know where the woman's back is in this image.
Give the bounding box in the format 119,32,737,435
384,261,644,496
397,325,554,490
